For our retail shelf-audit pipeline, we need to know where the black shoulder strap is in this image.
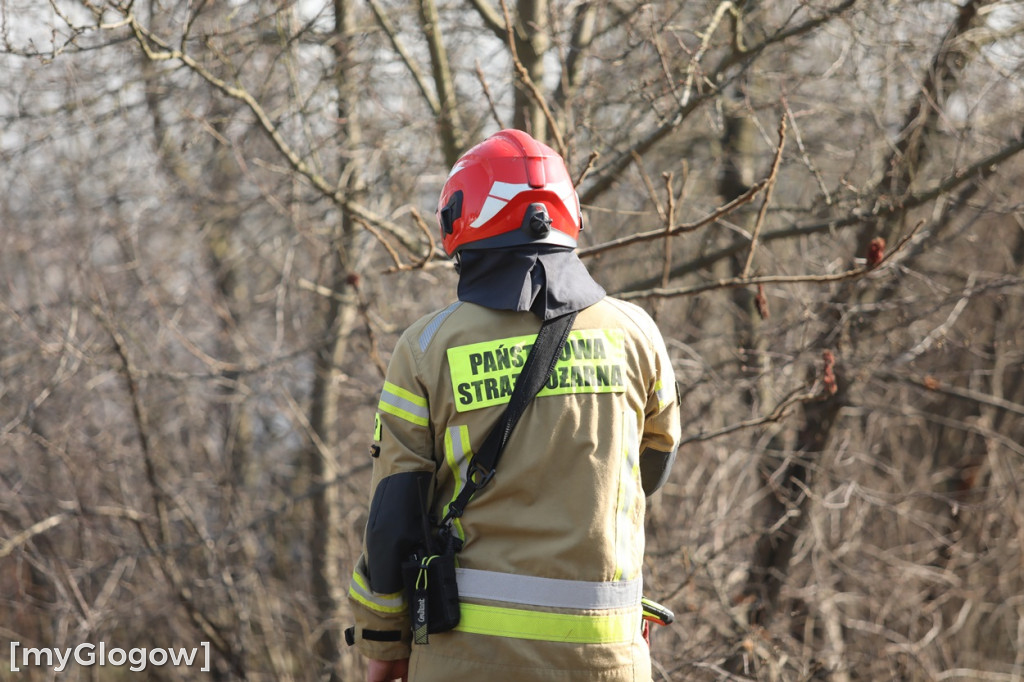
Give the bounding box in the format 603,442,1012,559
441,310,578,525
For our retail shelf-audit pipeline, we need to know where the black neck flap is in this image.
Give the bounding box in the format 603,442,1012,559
456,246,605,320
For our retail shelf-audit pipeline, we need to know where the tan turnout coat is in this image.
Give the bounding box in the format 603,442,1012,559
348,297,681,681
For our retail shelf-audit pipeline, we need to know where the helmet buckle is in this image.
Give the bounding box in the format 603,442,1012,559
523,203,552,239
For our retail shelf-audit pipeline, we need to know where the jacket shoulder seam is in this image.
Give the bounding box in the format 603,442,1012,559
600,297,657,344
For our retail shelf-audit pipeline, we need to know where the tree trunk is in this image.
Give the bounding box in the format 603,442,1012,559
307,1,365,678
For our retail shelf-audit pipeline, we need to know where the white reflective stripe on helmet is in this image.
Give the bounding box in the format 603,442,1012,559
456,568,641,610
469,179,579,230
548,178,581,227
489,180,533,200
470,182,532,228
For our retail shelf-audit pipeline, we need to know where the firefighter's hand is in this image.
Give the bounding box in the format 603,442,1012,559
367,658,409,682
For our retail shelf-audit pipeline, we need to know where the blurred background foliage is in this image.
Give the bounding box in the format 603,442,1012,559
2,1,1023,679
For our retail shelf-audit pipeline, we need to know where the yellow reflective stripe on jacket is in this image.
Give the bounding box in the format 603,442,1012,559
348,569,405,614
442,425,472,541
455,603,639,644
447,329,627,413
456,569,641,610
613,411,641,581
655,377,677,411
378,381,429,426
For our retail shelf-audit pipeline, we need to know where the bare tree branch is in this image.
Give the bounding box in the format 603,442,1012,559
365,0,441,115
124,11,429,253
619,220,924,300
578,178,769,258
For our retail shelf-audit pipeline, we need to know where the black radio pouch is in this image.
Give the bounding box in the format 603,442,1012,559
402,531,462,644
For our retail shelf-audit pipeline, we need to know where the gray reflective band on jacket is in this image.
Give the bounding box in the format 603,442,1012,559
349,571,404,613
379,388,429,423
456,568,641,610
419,301,463,352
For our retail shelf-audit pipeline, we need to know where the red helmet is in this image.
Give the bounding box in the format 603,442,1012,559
437,129,583,256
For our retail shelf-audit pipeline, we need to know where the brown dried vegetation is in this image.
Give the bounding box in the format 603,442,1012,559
2,1,1023,680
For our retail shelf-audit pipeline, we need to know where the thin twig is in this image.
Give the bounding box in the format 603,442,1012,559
677,386,818,447
358,218,406,269
682,1,736,108
574,150,600,188
741,114,786,279
782,93,831,204
404,207,439,269
0,513,69,559
633,150,667,223
896,272,976,364
662,172,676,289
886,372,1024,419
475,60,506,130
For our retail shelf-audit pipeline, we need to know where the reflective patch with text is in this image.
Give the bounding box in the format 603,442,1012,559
447,329,626,412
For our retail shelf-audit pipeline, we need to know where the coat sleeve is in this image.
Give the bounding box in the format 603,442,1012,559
639,324,681,496
347,331,436,660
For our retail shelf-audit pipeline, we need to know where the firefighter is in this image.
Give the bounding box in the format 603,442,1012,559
346,129,681,682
